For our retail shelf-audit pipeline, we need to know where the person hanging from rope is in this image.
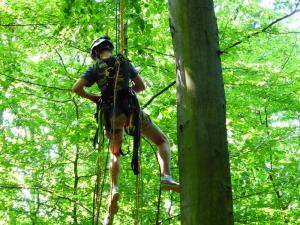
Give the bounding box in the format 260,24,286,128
72,35,180,221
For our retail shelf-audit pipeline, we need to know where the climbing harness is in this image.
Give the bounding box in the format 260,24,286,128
93,53,141,174
92,55,141,224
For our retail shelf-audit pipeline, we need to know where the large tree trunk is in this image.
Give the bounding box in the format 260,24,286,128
168,1,233,224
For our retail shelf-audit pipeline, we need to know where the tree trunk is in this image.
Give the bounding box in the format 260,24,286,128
168,1,234,224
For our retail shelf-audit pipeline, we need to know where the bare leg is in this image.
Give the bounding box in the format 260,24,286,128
140,113,180,192
141,128,171,176
109,146,121,191
108,127,124,192
157,140,171,176
107,145,121,216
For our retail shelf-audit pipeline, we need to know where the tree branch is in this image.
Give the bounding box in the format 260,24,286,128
0,185,92,214
266,31,300,35
281,37,298,70
0,23,57,27
142,81,176,109
0,73,71,91
233,190,271,200
0,23,58,27
53,48,74,80
158,214,181,224
142,76,299,110
19,92,73,103
222,2,300,53
141,47,174,58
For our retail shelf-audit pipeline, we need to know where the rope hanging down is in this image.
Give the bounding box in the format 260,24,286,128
119,0,124,54
115,0,124,55
115,0,119,54
93,0,138,223
93,0,176,222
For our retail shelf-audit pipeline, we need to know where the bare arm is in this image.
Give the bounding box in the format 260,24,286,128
72,78,101,103
131,75,145,93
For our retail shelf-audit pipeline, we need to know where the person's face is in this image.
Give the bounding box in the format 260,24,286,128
98,50,112,59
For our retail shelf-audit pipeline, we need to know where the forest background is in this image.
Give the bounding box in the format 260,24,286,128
0,0,299,224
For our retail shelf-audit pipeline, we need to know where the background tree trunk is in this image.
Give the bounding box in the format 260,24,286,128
168,0,234,224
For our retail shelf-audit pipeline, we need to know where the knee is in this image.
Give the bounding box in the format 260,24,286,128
155,133,169,146
109,153,120,169
110,153,120,162
109,129,123,155
110,146,121,156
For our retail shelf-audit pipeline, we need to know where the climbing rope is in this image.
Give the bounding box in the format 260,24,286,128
143,137,162,225
93,110,105,225
115,0,124,55
92,0,148,223
119,0,124,54
135,138,142,225
115,0,119,54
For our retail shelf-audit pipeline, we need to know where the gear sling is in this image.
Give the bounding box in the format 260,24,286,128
94,54,140,175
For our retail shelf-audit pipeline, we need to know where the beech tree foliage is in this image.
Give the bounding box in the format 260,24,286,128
0,0,299,224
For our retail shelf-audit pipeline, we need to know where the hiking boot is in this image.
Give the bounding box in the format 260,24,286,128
160,175,180,192
102,213,113,225
106,188,120,215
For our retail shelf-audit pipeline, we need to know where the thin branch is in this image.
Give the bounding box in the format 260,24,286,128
19,92,73,103
142,76,300,110
78,174,96,179
43,42,75,81
142,76,299,109
0,185,92,214
128,46,174,58
76,54,88,74
158,214,181,224
281,37,298,70
0,23,58,27
142,81,176,109
262,13,299,32
225,82,300,87
222,2,300,53
0,73,71,91
53,48,74,80
233,190,271,200
265,31,300,35
219,8,240,41
145,64,173,73
69,44,89,53
142,47,174,58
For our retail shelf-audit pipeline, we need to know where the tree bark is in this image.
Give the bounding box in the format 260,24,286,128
168,1,233,224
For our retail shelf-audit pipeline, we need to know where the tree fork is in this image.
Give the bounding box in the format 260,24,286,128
168,0,233,224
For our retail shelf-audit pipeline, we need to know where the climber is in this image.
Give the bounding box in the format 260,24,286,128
72,35,180,221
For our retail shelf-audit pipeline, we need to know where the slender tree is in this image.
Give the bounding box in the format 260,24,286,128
168,0,234,224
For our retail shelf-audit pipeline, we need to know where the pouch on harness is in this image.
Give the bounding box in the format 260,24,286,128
94,54,140,175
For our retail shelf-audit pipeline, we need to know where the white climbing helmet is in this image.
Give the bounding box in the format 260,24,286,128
90,35,114,60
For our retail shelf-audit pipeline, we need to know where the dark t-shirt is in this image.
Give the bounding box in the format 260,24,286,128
81,58,138,94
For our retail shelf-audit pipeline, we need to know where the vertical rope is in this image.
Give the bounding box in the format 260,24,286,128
99,143,110,211
119,0,124,54
111,59,121,153
115,0,119,54
143,137,162,225
94,112,104,225
139,142,144,225
135,114,142,225
124,20,129,57
107,56,121,219
135,172,141,225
